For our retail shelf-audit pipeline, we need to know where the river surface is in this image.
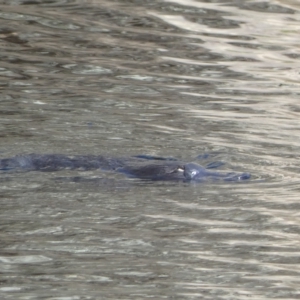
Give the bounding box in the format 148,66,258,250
1,0,300,299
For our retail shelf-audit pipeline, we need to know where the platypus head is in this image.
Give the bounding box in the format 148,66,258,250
183,163,207,181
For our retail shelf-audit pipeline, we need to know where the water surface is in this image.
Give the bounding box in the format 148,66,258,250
1,0,300,299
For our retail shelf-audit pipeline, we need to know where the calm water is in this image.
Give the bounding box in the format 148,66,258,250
1,0,300,299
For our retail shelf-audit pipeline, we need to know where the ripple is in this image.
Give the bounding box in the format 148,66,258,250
0,255,52,264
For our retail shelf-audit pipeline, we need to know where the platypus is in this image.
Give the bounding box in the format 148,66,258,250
0,154,250,182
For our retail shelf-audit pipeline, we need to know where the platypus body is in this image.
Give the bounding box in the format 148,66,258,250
0,154,250,182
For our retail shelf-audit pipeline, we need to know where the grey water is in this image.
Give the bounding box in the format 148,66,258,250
1,0,300,299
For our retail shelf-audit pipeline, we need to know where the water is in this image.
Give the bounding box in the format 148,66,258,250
1,0,300,299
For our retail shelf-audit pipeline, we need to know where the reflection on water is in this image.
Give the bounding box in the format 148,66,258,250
1,0,300,299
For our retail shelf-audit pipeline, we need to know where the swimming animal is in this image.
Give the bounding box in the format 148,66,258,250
0,154,250,182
